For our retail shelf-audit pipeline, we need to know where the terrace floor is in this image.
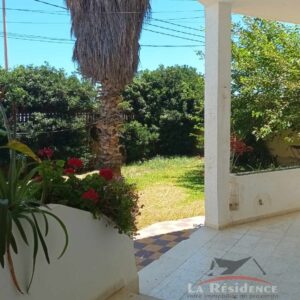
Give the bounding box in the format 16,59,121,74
134,216,204,270
139,211,300,300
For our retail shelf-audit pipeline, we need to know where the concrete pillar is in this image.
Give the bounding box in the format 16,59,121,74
204,1,232,229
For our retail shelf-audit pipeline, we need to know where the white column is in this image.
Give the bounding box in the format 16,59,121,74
204,1,232,229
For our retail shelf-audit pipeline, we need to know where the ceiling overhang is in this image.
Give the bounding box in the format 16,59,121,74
199,0,300,24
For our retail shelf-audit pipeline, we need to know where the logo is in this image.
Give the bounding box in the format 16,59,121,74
187,257,278,299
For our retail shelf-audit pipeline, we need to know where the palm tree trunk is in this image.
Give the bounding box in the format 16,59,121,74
94,83,124,176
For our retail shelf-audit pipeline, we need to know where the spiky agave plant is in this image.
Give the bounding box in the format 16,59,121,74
0,103,68,293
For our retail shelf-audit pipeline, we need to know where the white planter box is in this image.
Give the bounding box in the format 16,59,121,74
0,205,139,300
229,168,300,224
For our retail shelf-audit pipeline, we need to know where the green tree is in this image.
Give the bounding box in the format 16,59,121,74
0,65,97,166
122,65,204,161
232,18,300,141
0,64,96,111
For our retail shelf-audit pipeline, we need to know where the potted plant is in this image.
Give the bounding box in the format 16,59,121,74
0,103,140,299
0,104,68,294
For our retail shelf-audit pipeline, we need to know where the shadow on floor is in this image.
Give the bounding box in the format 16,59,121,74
134,228,199,271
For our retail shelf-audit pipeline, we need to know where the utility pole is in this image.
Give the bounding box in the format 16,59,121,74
2,0,8,70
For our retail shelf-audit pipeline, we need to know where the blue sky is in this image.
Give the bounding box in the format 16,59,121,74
0,0,206,74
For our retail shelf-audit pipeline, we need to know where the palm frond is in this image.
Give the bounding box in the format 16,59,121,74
66,0,151,90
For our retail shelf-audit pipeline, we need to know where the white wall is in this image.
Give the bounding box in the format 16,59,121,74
229,168,300,224
0,205,138,300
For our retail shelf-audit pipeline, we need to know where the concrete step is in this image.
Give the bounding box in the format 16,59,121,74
107,289,161,300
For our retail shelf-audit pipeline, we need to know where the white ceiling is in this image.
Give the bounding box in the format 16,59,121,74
199,0,300,24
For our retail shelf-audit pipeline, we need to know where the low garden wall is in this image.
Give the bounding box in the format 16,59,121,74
229,168,300,224
0,205,138,300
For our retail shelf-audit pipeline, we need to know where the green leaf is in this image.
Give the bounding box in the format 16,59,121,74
0,103,11,141
18,214,38,292
0,129,7,136
14,218,28,246
0,199,8,268
42,212,49,237
16,167,39,203
42,210,69,259
0,169,8,198
10,233,18,255
56,160,65,168
1,140,41,163
31,213,50,264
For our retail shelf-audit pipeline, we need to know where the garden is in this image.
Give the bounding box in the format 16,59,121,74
0,15,300,299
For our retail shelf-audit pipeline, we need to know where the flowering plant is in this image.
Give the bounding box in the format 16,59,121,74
0,104,68,294
67,157,84,170
82,188,100,204
230,134,254,172
32,151,140,236
99,168,114,181
38,147,54,159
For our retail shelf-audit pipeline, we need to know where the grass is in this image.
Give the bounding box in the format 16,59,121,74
122,156,205,229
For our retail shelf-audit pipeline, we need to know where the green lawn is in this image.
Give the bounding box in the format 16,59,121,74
122,156,205,229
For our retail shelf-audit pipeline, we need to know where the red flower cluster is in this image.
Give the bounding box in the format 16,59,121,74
63,157,84,175
63,168,76,175
67,157,84,169
81,188,100,204
38,147,54,159
99,168,114,181
230,135,253,155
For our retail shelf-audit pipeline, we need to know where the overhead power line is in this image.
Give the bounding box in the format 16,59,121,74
32,0,67,10
5,20,204,33
0,33,73,44
143,28,203,43
145,23,204,38
151,17,204,32
6,21,69,24
3,7,68,15
1,5,204,14
3,29,205,44
141,44,203,48
0,32,204,48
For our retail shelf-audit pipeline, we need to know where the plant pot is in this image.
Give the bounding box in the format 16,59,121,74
0,205,139,300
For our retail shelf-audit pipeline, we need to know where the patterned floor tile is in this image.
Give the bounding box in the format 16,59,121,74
134,228,198,270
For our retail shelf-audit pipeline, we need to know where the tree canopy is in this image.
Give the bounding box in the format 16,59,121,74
122,65,204,162
0,65,97,166
232,18,300,142
0,64,96,112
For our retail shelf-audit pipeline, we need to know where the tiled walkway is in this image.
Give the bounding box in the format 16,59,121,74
134,229,196,270
134,217,204,271
139,211,300,300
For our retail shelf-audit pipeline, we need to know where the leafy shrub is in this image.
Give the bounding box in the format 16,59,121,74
122,65,204,162
31,151,140,236
121,121,159,162
0,64,98,168
230,18,300,168
0,106,68,294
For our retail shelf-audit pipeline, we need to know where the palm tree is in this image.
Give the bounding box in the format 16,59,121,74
65,0,150,176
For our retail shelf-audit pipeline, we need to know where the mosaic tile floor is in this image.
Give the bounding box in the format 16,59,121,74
134,228,199,271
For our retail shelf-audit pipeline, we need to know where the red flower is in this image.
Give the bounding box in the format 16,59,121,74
81,188,100,204
67,157,83,169
230,135,253,156
38,147,54,159
99,168,114,181
64,168,76,175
